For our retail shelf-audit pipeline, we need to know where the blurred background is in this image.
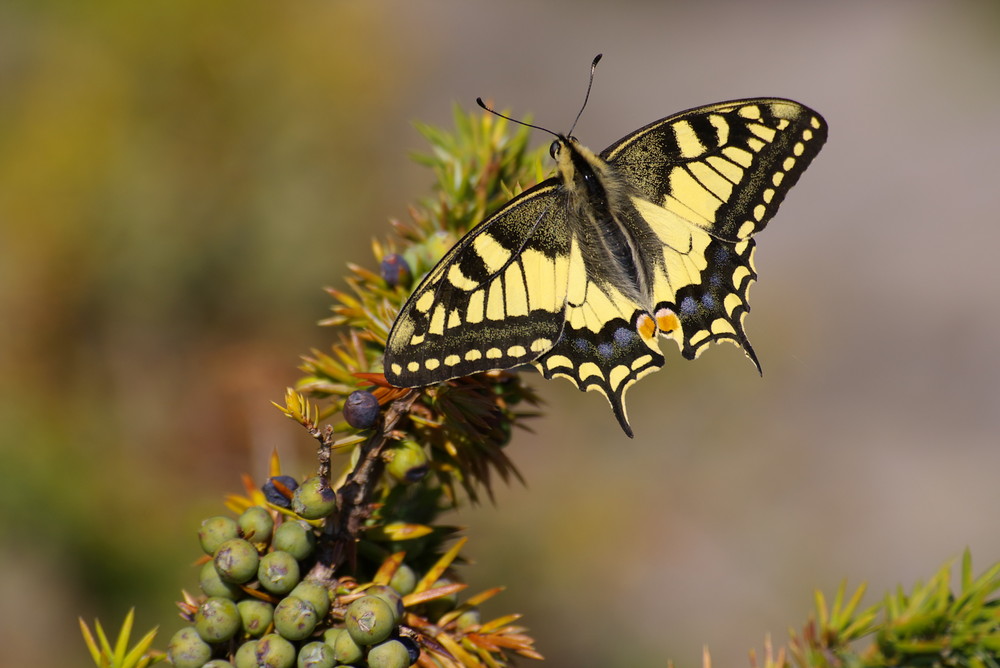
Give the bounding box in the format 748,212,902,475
2,1,999,666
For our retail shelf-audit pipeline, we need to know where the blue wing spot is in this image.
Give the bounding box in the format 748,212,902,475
574,338,589,351
613,327,634,345
680,296,698,315
597,342,614,358
709,274,724,288
702,293,716,309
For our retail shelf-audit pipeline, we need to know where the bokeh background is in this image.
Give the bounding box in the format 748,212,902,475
3,1,1000,666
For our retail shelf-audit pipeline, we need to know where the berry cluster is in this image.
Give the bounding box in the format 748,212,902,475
155,112,549,668
166,497,420,668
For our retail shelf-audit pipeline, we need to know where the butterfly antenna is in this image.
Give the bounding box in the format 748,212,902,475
475,98,559,139
567,53,602,137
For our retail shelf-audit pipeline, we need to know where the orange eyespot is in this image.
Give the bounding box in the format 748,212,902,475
655,308,680,334
637,313,657,340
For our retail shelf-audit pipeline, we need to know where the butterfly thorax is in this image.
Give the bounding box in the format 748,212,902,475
552,136,651,308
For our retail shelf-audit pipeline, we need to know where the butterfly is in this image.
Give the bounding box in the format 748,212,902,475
383,56,827,437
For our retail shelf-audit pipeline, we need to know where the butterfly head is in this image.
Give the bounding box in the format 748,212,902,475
548,134,607,199
548,135,579,160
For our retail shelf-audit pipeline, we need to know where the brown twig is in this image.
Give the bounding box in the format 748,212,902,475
316,424,335,481
307,390,419,584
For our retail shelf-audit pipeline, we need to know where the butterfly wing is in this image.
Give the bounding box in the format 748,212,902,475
385,97,826,437
531,239,665,439
384,179,574,386
604,98,827,364
385,176,667,437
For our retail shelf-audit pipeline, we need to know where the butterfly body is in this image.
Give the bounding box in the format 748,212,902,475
385,98,827,437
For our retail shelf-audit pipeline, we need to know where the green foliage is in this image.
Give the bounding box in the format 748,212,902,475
298,104,547,506
777,551,1000,668
80,106,1000,668
79,609,164,668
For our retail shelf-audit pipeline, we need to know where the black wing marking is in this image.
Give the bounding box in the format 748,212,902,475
603,99,827,364
384,179,573,386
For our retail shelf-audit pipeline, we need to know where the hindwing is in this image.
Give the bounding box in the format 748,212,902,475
531,233,665,438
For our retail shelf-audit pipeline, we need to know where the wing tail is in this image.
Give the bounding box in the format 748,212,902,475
534,308,664,438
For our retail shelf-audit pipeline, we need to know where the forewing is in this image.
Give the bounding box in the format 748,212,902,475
605,98,827,363
384,180,572,386
604,98,827,240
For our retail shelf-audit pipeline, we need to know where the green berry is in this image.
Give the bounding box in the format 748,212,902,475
195,596,241,643
290,580,330,619
255,633,297,668
204,661,235,668
233,640,258,668
273,596,317,641
292,476,337,520
272,520,316,560
200,560,243,600
166,626,212,668
321,627,343,645
297,640,336,668
258,550,301,595
199,516,239,555
365,584,404,623
455,607,480,631
330,628,362,664
214,538,260,584
398,635,420,664
425,578,457,620
237,598,274,638
344,390,380,429
368,639,411,668
238,505,274,545
344,595,395,646
388,564,416,596
385,440,429,483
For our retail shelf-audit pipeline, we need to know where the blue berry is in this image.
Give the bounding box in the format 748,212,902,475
344,390,380,429
262,475,298,509
380,253,412,289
